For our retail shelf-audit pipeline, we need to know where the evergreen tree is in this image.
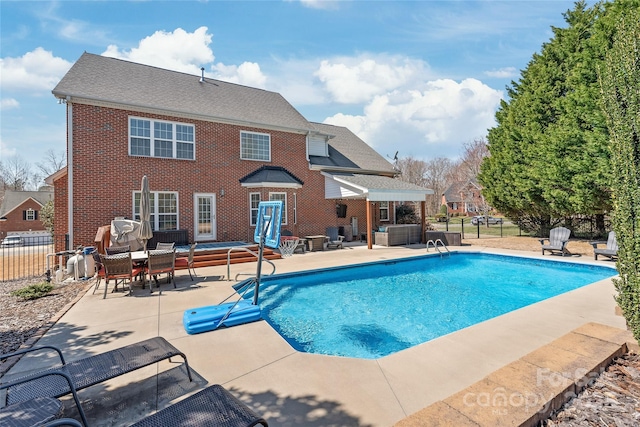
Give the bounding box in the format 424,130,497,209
479,0,638,234
599,7,640,342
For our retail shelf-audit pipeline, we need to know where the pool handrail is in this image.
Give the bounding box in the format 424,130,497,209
227,247,276,281
426,239,450,257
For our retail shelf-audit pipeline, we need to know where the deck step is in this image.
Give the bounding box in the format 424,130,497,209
175,245,281,269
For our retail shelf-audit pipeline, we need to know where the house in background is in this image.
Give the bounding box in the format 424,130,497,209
441,179,486,217
49,53,432,251
0,189,54,240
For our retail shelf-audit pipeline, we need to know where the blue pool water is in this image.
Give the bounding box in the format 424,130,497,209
246,252,616,359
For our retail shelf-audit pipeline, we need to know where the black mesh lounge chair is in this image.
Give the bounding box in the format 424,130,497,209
41,385,268,427
1,337,192,413
539,226,572,256
0,368,88,426
130,384,268,427
590,231,618,260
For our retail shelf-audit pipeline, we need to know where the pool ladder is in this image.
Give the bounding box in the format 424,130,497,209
426,239,450,257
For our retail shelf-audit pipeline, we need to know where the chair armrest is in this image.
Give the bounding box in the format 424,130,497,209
589,240,606,248
1,369,88,427
1,345,66,365
538,238,548,244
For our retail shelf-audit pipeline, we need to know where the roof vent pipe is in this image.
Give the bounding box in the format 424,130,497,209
200,67,205,83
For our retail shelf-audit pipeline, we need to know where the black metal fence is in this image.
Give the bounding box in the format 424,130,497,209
0,234,68,282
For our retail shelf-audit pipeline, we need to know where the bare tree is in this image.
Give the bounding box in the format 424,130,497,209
36,149,66,178
0,156,33,191
448,137,490,183
396,156,455,215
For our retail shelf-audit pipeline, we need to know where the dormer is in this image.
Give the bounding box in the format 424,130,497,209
307,131,332,158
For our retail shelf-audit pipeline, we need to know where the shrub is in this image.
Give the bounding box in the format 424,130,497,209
11,282,54,300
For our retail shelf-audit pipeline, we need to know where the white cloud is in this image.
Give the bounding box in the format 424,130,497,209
102,27,215,75
324,78,502,160
212,62,267,89
1,98,19,110
314,55,432,104
297,0,340,10
0,136,17,158
484,67,518,79
0,48,73,94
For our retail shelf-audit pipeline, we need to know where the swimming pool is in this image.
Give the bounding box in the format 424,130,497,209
245,252,616,359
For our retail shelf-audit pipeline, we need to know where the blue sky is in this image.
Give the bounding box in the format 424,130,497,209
1,0,592,177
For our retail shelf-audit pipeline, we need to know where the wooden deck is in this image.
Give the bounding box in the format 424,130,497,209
174,244,281,269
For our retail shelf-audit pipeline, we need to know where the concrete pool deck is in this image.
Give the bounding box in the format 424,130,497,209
1,243,632,426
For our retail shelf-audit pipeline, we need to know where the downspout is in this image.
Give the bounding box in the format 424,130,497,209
67,98,73,248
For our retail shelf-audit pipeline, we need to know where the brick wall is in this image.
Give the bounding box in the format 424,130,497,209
0,199,47,238
58,103,374,247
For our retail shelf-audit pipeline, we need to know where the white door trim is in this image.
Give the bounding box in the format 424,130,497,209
194,193,217,241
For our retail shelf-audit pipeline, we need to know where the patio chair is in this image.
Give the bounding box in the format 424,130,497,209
156,242,175,250
590,231,618,260
539,226,572,256
91,249,106,295
145,249,176,291
99,253,143,298
325,227,344,249
175,243,197,280
106,244,130,255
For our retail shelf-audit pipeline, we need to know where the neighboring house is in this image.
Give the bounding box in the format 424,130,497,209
48,53,432,251
0,189,54,238
442,179,486,216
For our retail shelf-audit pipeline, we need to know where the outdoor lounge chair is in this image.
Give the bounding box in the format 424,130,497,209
1,337,192,413
325,227,344,249
41,385,268,427
590,231,618,260
0,369,88,427
539,226,572,256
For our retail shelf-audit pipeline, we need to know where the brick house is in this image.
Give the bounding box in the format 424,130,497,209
441,179,486,216
0,189,54,239
48,53,431,251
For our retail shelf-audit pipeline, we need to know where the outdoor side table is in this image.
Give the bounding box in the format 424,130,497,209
304,235,326,252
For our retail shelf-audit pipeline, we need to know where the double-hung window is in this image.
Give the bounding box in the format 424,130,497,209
241,131,270,161
129,117,194,160
133,191,179,231
269,193,287,225
25,209,35,221
379,201,390,221
249,193,261,226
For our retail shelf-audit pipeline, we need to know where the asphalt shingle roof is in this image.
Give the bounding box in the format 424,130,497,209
308,123,396,174
239,166,304,186
0,190,54,217
53,52,314,133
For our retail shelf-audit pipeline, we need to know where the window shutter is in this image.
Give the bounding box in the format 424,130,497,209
35,211,39,220
23,210,27,220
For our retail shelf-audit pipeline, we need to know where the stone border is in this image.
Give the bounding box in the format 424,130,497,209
394,322,638,427
0,282,91,377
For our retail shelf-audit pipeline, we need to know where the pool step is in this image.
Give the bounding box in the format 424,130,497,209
175,245,281,269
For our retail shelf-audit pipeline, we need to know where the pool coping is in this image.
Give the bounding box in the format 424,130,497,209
394,322,638,427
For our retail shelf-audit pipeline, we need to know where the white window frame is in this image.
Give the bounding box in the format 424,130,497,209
25,208,35,221
129,116,195,160
133,191,179,231
240,131,271,161
249,193,261,226
269,192,287,225
379,201,390,222
293,193,297,224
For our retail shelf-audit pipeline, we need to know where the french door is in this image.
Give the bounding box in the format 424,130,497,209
194,193,216,241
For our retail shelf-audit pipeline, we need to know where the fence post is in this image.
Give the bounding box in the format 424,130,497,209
477,220,480,238
461,218,465,239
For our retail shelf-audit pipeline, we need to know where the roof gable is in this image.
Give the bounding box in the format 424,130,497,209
53,53,314,133
0,190,53,218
